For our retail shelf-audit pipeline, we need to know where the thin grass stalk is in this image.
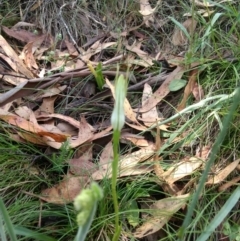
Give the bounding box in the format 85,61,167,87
111,129,122,241
0,210,7,241
0,198,17,241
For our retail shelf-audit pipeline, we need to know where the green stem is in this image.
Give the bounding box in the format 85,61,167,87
75,202,97,241
111,129,122,241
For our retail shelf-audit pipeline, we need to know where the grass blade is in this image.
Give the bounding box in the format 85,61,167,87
14,226,57,241
0,198,17,241
196,186,240,241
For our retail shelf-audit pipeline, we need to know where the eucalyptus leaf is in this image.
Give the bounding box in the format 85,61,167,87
169,79,187,91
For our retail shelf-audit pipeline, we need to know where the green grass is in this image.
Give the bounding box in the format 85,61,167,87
0,0,240,240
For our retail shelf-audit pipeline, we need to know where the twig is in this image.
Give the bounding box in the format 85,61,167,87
128,72,168,91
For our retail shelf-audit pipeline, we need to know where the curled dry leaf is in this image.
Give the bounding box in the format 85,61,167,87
41,175,89,204
0,35,34,79
133,194,190,238
206,159,240,185
192,82,204,101
20,42,38,70
177,69,198,111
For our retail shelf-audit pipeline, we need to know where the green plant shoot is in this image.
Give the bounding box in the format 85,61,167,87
111,74,127,241
87,61,105,90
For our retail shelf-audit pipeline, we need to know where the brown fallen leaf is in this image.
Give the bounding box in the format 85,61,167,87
161,146,210,186
17,132,47,145
68,159,97,176
15,106,33,120
34,96,57,119
68,144,97,176
125,122,147,131
154,122,179,195
90,126,113,141
0,35,34,78
124,40,155,66
38,113,82,129
0,110,69,142
2,26,42,43
195,145,211,159
139,66,185,113
0,66,87,106
218,176,240,192
80,41,116,62
56,122,78,136
206,159,240,185
141,83,161,127
0,53,18,72
172,18,197,46
98,141,113,170
162,157,203,184
133,194,190,238
20,42,38,70
192,82,204,101
139,0,161,27
69,116,94,148
41,175,89,204
121,132,149,147
177,69,199,111
92,146,155,180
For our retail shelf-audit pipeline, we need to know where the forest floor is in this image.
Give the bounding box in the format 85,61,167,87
0,1,240,241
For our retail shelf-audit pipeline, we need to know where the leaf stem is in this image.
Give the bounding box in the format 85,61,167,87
112,129,122,241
